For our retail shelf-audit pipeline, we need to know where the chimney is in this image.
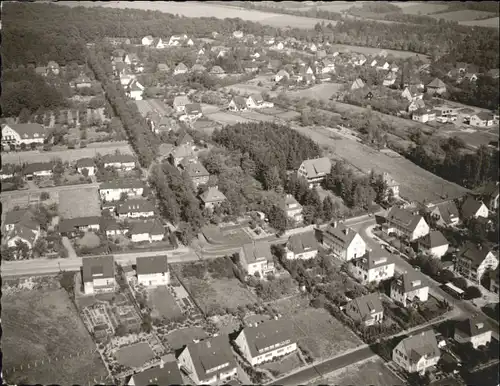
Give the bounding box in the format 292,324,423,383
160,358,164,369
344,228,349,235
476,323,484,329
332,220,338,228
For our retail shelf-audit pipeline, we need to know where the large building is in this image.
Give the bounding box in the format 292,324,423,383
82,255,116,294
454,242,498,283
234,319,297,366
297,157,332,188
393,330,441,374
320,221,366,261
454,316,492,349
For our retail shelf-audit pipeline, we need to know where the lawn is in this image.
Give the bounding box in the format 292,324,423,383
316,2,367,12
396,3,450,15
307,357,402,386
261,352,304,377
2,288,109,385
286,83,345,101
271,296,363,361
164,327,208,350
58,186,101,219
460,17,500,28
205,111,254,126
430,10,497,21
77,231,101,248
182,277,259,316
327,44,430,61
147,285,184,320
115,342,155,368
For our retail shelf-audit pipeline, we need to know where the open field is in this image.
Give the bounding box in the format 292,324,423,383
395,2,450,14
58,186,101,219
135,99,171,118
164,327,208,350
306,357,402,386
430,10,497,21
316,2,367,12
460,17,500,28
328,43,430,61
58,1,334,29
272,296,363,361
436,127,498,149
291,123,469,204
261,352,304,377
285,83,345,100
115,342,155,368
2,288,109,385
147,285,184,320
1,142,133,165
182,277,259,315
205,111,254,125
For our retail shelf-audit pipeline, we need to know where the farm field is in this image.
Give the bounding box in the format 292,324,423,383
271,296,363,361
291,123,469,204
205,111,254,125
437,128,499,149
460,17,500,28
147,285,184,320
306,357,402,386
1,141,133,164
327,44,430,61
115,342,155,368
2,288,109,385
59,1,335,29
395,2,450,14
285,83,345,101
58,186,101,219
430,10,497,21
315,2,367,12
164,327,208,351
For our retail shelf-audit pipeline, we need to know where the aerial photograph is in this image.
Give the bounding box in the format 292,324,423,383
1,1,499,385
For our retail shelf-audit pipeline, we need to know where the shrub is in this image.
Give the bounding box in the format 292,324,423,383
464,286,482,300
40,191,50,201
452,276,468,290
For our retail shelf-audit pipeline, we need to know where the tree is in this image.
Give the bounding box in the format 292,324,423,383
322,196,335,221
464,286,482,300
452,276,468,290
40,191,50,201
263,166,282,191
268,205,287,235
33,238,48,257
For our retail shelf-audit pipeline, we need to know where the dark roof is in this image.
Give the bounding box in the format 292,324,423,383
136,255,169,275
455,316,491,338
175,131,194,146
351,248,392,271
457,242,493,268
23,162,53,175
185,103,202,116
398,330,440,364
427,77,446,88
475,112,495,121
76,158,95,168
350,293,383,321
173,95,190,107
82,255,115,282
99,179,145,190
3,123,47,140
200,187,226,203
419,230,448,249
386,206,424,232
184,336,236,383
431,201,459,224
393,272,428,293
102,154,137,165
171,144,194,159
287,232,318,254
183,161,209,179
130,362,183,386
323,222,359,249
117,199,154,214
130,219,164,236
4,209,38,229
461,196,486,219
241,242,273,264
231,96,248,109
476,181,499,199
59,216,102,233
300,157,331,178
241,318,295,358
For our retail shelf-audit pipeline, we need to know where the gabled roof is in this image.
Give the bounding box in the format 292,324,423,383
351,78,365,89
249,94,264,104
241,318,295,358
475,112,495,121
300,157,331,178
130,219,164,236
176,131,194,146
185,103,202,116
129,362,183,386
59,216,101,233
173,95,190,107
242,242,273,264
455,316,491,338
184,336,236,383
76,158,95,168
431,201,459,224
231,96,248,109
352,248,392,271
476,181,499,198
457,242,494,268
276,69,289,77
99,179,145,190
323,222,360,249
182,161,210,178
171,144,195,159
461,196,487,219
283,194,302,211
350,293,383,321
393,272,428,293
136,255,168,275
6,224,39,246
386,206,424,232
3,123,47,140
287,232,318,255
23,162,54,175
200,186,226,203
82,255,115,282
210,66,225,74
102,154,136,165
419,230,448,249
117,199,154,214
427,78,446,88
398,330,440,364
174,63,188,72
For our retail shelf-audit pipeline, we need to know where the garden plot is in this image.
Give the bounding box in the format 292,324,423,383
204,111,254,125
115,342,155,368
82,303,115,336
164,327,208,351
261,352,305,378
58,187,101,219
147,285,184,321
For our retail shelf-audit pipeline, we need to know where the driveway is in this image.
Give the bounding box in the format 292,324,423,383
61,236,77,259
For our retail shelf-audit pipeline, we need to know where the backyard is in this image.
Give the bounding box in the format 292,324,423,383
58,186,101,218
164,327,208,351
261,352,305,378
271,296,363,361
115,342,155,368
2,287,109,385
147,285,184,321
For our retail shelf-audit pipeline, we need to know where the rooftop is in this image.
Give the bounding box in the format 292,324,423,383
286,232,318,255
242,318,295,358
136,255,169,275
241,242,273,264
82,255,115,282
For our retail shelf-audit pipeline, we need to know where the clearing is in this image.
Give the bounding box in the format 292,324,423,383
284,83,345,100
2,287,109,385
271,296,363,361
58,186,101,219
204,111,254,126
147,285,184,321
395,2,450,14
327,44,430,61
115,342,155,368
164,327,208,351
460,17,500,28
430,10,497,22
307,357,402,386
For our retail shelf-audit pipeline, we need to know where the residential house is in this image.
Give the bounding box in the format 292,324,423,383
129,219,165,243
197,48,205,56
173,63,189,75
376,62,390,71
321,221,367,261
169,144,195,166
370,59,378,67
461,196,489,220
285,232,318,260
191,64,206,73
352,54,367,67
412,108,436,123
391,64,399,73
99,180,145,202
119,71,136,86
177,336,237,385
126,79,145,101
182,103,203,121
179,158,210,187
210,66,225,76
2,209,40,250
23,162,53,180
473,181,499,211
168,35,186,46
348,248,395,285
383,206,430,241
244,63,259,74
390,273,429,307
308,43,318,52
463,72,478,83
151,37,165,49
378,50,388,58
228,96,248,112
72,74,92,89
351,78,365,91
76,158,96,176
402,86,424,102
417,230,449,259
454,316,492,349
282,194,303,223
270,42,284,51
426,78,447,95
234,319,297,367
408,99,426,113
35,66,48,76
246,94,273,109
319,58,336,74
240,242,275,277
487,68,499,79
59,216,101,237
127,360,183,386
149,115,178,134
82,255,116,295
346,293,384,326
0,164,16,180
393,330,441,374
381,172,400,199
383,72,397,87
124,53,139,65
427,200,460,227
175,131,194,147
117,199,155,219
186,38,194,46
104,37,131,46
142,35,154,46
455,242,498,283
173,95,191,113
200,186,227,209
101,218,128,238
2,123,46,146
233,30,244,39
102,154,136,171
433,105,456,118
274,70,290,83
297,157,332,188
469,112,495,127
136,255,170,287
47,61,60,75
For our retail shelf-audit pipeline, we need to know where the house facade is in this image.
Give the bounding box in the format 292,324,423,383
348,249,395,285
297,157,332,188
390,274,429,307
102,154,136,171
240,242,275,277
117,199,155,219
417,230,449,259
285,232,318,260
136,255,170,287
321,221,367,262
130,219,164,243
470,113,495,127
455,243,498,283
76,158,96,176
99,180,145,202
2,123,46,146
454,317,492,349
82,255,116,295
461,196,489,220
200,186,226,209
346,293,384,326
282,194,303,223
393,330,440,374
383,206,430,241
427,201,460,227
59,216,101,237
